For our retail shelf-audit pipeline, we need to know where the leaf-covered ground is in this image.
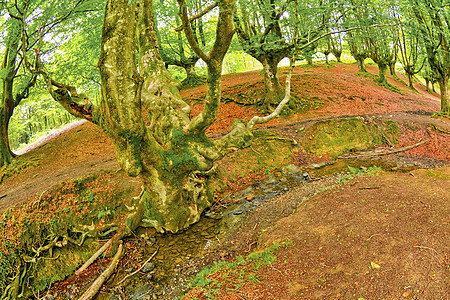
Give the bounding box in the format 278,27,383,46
0,62,448,299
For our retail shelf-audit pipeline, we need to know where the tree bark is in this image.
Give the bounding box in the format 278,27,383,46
377,63,388,85
258,56,284,110
355,55,367,73
438,76,450,114
0,31,20,167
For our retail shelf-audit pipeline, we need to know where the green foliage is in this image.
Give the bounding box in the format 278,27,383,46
187,240,293,296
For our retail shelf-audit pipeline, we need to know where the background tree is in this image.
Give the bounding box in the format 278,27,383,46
156,0,209,86
233,0,331,110
347,30,370,73
351,0,398,86
410,0,450,114
0,0,102,167
397,19,425,90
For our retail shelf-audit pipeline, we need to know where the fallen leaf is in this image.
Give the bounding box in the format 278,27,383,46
402,291,410,297
370,262,381,269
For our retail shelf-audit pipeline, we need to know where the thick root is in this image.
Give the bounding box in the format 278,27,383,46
78,241,124,300
75,239,113,276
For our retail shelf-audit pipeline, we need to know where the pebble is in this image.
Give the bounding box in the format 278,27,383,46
142,262,155,273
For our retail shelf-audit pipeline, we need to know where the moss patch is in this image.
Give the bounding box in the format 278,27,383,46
214,130,293,194
302,118,399,158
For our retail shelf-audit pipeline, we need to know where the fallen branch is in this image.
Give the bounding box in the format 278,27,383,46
78,241,124,300
338,140,428,159
116,246,159,287
75,239,112,276
429,123,450,134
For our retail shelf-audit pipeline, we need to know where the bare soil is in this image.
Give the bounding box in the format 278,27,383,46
0,62,448,299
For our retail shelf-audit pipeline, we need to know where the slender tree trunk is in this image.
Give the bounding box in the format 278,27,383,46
355,56,367,73
0,42,19,167
406,72,415,89
424,78,430,93
438,77,450,113
332,50,342,62
389,61,396,76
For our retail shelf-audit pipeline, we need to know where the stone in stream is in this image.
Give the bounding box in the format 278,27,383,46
142,262,155,273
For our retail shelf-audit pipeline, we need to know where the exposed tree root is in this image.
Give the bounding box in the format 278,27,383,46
338,140,428,159
429,123,450,135
78,241,124,300
75,239,113,276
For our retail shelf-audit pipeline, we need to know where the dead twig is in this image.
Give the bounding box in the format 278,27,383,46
367,233,382,241
116,246,159,287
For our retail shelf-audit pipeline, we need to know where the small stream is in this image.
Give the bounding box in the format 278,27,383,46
102,159,401,299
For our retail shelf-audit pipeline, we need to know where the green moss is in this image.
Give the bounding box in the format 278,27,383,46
427,169,450,179
303,118,399,158
214,130,293,192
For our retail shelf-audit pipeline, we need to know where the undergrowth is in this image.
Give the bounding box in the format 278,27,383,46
0,171,136,297
181,240,293,299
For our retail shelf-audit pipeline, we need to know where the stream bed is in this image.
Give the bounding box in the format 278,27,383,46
99,159,405,299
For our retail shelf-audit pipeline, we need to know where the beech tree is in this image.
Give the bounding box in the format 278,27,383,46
410,0,450,114
0,16,36,167
233,0,331,110
20,0,295,235
0,0,101,167
156,0,206,85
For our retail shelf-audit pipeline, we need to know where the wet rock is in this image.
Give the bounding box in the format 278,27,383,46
307,160,335,169
204,210,222,219
265,174,278,184
142,262,155,273
282,164,302,175
128,283,153,300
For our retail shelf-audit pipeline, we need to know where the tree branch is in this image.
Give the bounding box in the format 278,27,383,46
177,0,209,62
175,1,218,32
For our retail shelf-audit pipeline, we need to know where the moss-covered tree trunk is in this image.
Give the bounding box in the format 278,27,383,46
355,54,367,73
0,109,13,167
438,76,450,114
258,56,284,110
376,62,388,85
41,0,246,234
0,33,19,167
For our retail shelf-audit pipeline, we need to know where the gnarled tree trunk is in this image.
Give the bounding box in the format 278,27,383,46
258,55,284,110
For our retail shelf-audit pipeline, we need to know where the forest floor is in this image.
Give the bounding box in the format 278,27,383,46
0,62,449,299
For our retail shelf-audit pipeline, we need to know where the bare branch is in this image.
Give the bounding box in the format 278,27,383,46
175,2,218,32
248,56,295,130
